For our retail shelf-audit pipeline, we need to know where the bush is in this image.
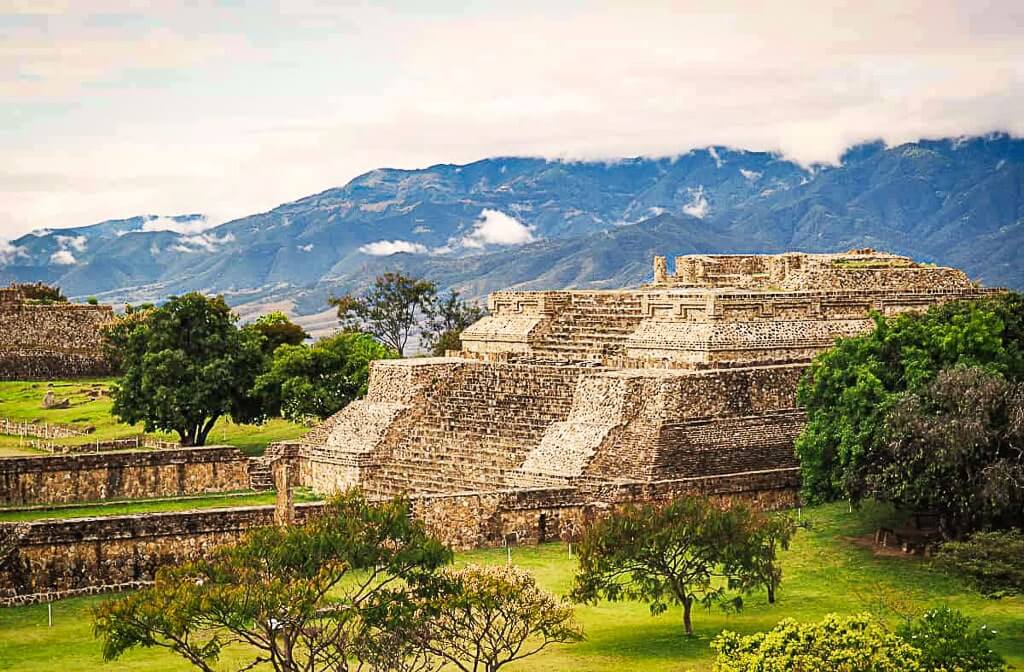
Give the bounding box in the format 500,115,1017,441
86,296,99,305
934,529,1024,597
897,607,1007,672
711,613,921,672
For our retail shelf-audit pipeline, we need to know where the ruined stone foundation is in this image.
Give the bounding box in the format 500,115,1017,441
284,250,995,504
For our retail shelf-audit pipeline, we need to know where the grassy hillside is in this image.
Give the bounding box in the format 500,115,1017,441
0,502,1020,671
0,380,307,457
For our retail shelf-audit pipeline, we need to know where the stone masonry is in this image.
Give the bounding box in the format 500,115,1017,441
0,286,113,380
288,249,995,501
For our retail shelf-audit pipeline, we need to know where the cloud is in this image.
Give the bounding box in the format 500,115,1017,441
140,215,216,235
298,243,314,252
459,209,536,249
682,187,709,219
172,232,235,253
2,2,1024,237
54,234,87,252
412,225,431,234
739,168,762,181
49,249,77,265
0,240,27,265
358,240,428,255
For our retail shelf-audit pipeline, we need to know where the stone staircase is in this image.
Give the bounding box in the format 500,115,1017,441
248,456,274,491
527,293,645,362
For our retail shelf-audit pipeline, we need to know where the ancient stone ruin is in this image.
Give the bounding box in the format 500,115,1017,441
0,285,113,380
286,250,992,503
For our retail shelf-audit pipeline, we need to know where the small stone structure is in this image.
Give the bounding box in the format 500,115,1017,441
0,446,252,506
0,285,113,380
289,250,992,502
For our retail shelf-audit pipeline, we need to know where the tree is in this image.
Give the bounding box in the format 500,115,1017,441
253,331,397,422
742,513,800,604
934,529,1024,597
330,272,436,356
711,613,923,672
571,496,758,636
796,293,1024,504
873,367,1024,537
94,491,453,672
423,290,486,356
247,311,310,355
419,564,583,672
102,293,265,446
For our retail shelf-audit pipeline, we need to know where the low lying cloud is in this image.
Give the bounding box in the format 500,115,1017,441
359,239,428,255
0,240,28,266
54,234,87,252
682,187,710,219
49,250,77,265
298,243,314,252
460,209,536,249
739,168,762,182
141,215,215,235
172,232,235,253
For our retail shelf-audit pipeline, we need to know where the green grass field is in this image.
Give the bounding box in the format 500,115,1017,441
0,502,1020,671
0,489,322,523
0,380,307,457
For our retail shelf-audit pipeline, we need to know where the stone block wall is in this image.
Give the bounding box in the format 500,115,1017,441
0,303,113,380
0,469,799,605
0,446,251,506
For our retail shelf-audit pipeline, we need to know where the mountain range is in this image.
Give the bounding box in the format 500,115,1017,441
2,134,1021,331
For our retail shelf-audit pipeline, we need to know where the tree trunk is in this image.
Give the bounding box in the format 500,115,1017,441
682,597,694,636
767,583,776,604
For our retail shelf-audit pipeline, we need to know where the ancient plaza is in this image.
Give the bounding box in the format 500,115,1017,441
0,251,995,603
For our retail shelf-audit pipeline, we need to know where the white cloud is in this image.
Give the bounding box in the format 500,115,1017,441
412,225,431,234
49,250,77,265
2,2,1024,237
298,243,314,252
55,234,87,252
739,168,762,181
141,215,216,235
459,209,536,249
358,240,428,255
172,232,235,253
708,147,724,168
0,240,27,265
682,186,710,219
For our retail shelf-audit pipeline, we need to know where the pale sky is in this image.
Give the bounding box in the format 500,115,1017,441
3,0,1023,237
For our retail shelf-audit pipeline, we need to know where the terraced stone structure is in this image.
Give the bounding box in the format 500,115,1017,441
290,250,990,503
0,285,113,380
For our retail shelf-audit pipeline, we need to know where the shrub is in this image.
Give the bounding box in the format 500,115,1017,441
934,529,1024,597
897,607,1007,672
711,613,921,672
86,296,99,305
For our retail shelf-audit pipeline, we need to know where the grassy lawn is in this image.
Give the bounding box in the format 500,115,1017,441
0,380,307,457
0,501,1020,671
0,489,322,523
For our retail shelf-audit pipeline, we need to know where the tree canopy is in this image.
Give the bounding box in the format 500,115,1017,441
571,496,782,636
247,311,310,355
331,272,437,356
422,290,486,357
94,491,452,672
253,331,397,422
103,293,264,446
796,293,1024,505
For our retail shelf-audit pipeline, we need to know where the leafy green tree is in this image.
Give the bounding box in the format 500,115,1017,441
94,491,452,672
711,613,923,672
874,367,1024,536
934,529,1024,597
896,607,1008,672
419,564,583,672
253,331,397,422
742,513,800,604
102,293,264,446
423,290,486,356
330,272,436,356
796,293,1024,504
571,496,758,636
247,311,309,355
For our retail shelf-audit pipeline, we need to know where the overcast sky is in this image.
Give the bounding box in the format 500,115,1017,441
2,0,1023,237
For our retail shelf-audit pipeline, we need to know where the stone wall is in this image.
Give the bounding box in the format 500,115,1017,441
0,446,251,506
0,302,113,380
0,469,798,605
